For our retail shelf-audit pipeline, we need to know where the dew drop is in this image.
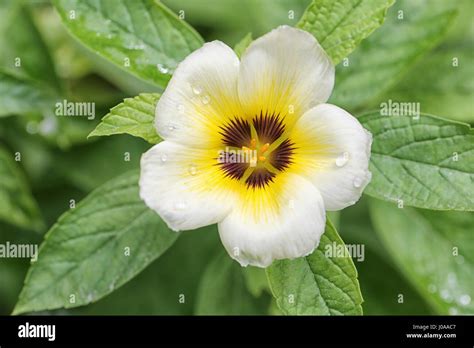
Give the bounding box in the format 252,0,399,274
440,289,453,302
447,272,457,286
177,104,185,113
39,117,58,135
449,307,458,315
174,202,187,210
160,154,168,162
458,294,471,306
192,85,202,95
335,152,349,167
87,293,93,303
157,63,169,74
26,121,39,134
455,255,465,265
201,94,211,105
353,177,364,188
167,122,176,131
188,164,197,175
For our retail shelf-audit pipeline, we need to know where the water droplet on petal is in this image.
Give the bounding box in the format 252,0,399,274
160,154,168,162
177,104,185,113
335,152,349,167
188,164,197,175
192,85,202,95
167,122,176,131
174,202,187,210
448,307,458,315
458,294,471,306
353,177,363,188
201,94,210,105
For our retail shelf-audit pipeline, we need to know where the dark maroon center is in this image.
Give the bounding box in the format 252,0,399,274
217,112,295,188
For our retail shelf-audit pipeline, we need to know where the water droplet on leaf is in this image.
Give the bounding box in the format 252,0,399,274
157,63,169,74
458,294,471,306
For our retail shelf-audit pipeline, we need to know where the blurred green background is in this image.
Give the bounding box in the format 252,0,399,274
0,0,472,315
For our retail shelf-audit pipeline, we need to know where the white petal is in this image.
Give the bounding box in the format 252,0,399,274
290,104,372,211
238,25,334,123
155,41,242,148
218,173,326,268
139,141,237,231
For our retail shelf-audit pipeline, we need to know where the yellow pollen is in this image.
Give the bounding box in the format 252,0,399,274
258,155,266,162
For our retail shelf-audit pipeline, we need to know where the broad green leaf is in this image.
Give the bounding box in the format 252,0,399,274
360,112,474,211
89,93,160,143
266,219,363,315
369,199,474,315
0,145,43,231
0,71,56,117
233,32,252,58
56,136,149,191
0,225,42,315
329,0,456,110
13,170,179,314
72,226,221,315
163,0,308,45
0,3,60,90
242,266,270,297
384,45,474,123
195,250,267,314
339,199,432,315
297,0,395,64
52,0,204,88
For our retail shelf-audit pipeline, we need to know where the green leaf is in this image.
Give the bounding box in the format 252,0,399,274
266,219,363,315
195,250,267,314
13,170,179,314
339,198,432,315
384,44,474,123
297,0,395,64
360,112,474,211
0,3,60,90
369,199,474,315
56,136,149,191
72,226,221,315
88,93,160,143
233,32,252,58
52,0,204,88
329,0,456,110
0,145,43,231
0,71,56,117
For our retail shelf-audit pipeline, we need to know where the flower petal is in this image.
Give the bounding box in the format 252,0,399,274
155,41,242,148
238,26,334,123
140,141,237,231
218,173,326,268
290,104,372,211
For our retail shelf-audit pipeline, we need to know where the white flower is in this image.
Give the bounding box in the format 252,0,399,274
140,26,372,268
